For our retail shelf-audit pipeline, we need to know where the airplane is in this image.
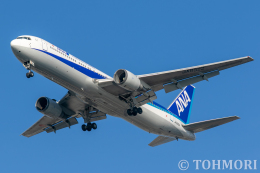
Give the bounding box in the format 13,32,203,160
10,35,253,147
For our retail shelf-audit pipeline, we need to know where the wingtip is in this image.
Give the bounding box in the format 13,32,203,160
234,115,240,119
247,56,254,61
20,132,30,137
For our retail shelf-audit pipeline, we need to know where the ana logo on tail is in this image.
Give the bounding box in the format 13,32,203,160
175,90,191,116
167,85,195,124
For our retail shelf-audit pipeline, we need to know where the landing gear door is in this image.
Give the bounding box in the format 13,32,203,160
42,40,48,51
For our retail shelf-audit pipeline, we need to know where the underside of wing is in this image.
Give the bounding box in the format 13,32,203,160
22,91,84,137
149,136,176,147
58,91,88,116
98,79,131,96
22,91,107,137
21,115,60,137
183,116,240,133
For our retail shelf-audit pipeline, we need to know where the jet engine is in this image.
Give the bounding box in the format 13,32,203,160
35,97,63,118
114,69,143,91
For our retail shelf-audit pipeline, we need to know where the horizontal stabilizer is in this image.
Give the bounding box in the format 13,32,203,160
149,136,176,147
183,116,240,133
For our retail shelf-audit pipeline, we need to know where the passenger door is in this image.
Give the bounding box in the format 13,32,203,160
42,40,48,51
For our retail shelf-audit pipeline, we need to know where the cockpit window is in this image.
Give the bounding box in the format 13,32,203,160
16,37,31,40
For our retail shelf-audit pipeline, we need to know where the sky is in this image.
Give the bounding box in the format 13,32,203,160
1,0,259,172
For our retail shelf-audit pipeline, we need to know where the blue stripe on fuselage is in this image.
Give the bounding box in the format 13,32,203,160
33,48,107,79
147,102,185,124
34,48,183,123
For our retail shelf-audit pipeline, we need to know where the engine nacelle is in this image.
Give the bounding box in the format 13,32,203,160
35,97,63,118
114,69,143,91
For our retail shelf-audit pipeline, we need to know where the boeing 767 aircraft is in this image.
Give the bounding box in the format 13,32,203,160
11,35,253,147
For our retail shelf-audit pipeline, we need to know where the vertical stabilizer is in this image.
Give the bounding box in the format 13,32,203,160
167,85,195,124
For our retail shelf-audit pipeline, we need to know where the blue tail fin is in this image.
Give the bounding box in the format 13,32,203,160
167,85,195,124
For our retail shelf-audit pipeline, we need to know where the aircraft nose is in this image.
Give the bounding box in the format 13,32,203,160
10,39,21,53
11,39,19,48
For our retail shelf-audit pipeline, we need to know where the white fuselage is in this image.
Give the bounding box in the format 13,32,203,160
11,35,195,141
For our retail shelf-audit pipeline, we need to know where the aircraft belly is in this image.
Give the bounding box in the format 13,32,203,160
22,47,185,138
23,47,128,116
121,105,184,137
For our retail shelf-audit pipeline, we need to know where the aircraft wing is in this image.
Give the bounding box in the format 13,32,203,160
138,56,253,92
100,56,253,96
148,136,176,147
21,91,106,137
183,116,240,133
21,115,61,137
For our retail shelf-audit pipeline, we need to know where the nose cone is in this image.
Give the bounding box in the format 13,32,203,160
10,39,20,51
10,39,24,62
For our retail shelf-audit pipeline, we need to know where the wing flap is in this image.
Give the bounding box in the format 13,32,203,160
148,136,176,147
89,115,106,122
183,116,240,133
86,111,107,122
164,70,219,93
99,81,130,96
46,117,78,133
